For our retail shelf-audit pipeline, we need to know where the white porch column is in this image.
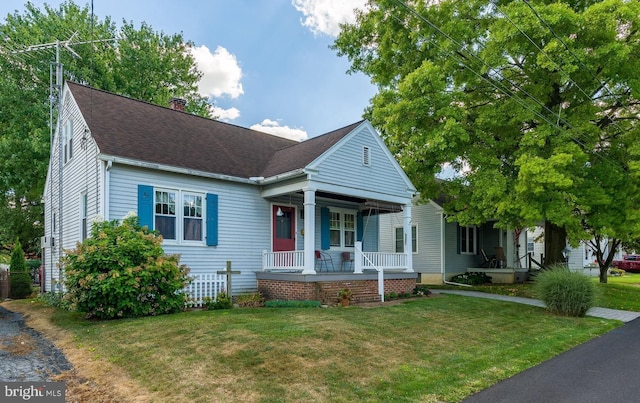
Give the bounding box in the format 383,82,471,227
505,229,515,268
403,204,414,272
354,241,363,274
302,187,316,274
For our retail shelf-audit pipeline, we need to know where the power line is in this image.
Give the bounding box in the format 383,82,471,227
519,0,629,137
392,0,589,145
388,0,623,167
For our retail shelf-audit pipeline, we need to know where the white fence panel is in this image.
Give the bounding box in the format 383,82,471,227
185,273,227,307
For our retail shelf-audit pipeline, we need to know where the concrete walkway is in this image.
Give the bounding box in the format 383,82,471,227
430,289,640,322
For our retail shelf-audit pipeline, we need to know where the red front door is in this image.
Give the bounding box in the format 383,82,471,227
273,205,295,251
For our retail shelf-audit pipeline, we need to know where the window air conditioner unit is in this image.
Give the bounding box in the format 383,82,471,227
41,236,54,248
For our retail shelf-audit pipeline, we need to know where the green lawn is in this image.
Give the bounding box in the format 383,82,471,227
10,291,622,403
433,272,640,312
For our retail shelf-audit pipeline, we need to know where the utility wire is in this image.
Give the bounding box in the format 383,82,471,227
490,0,627,138
389,0,623,167
519,0,630,137
392,0,590,146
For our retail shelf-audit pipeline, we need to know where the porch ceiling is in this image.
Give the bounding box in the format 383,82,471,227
304,191,402,214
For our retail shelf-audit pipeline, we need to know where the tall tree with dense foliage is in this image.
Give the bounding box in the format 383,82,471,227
334,0,640,280
0,1,211,253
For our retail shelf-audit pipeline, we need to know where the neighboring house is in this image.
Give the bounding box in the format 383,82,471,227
524,227,622,275
379,200,523,284
42,82,418,302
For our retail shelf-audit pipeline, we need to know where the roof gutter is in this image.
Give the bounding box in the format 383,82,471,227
259,168,307,185
98,154,257,185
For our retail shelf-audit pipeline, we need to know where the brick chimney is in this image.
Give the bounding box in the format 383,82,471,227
169,97,186,112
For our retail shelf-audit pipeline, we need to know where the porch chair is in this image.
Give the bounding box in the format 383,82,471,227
494,246,507,268
479,249,496,268
341,251,354,271
315,250,334,272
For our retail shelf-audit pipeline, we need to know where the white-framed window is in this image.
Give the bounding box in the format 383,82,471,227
395,225,417,253
155,189,176,240
329,208,356,249
459,225,477,255
527,240,534,253
182,192,203,241
64,119,73,164
81,192,88,241
362,146,371,166
154,188,204,244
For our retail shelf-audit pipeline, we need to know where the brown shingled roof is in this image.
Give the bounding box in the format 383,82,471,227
69,81,340,179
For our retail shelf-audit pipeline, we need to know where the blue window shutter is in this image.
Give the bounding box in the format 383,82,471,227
321,207,330,250
206,193,218,246
456,223,461,255
138,185,154,229
356,211,364,242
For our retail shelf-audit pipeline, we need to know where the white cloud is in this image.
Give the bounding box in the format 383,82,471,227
292,0,368,37
250,119,308,142
210,106,240,122
190,45,244,98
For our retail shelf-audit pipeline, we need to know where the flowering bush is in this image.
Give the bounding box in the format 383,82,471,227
62,216,191,319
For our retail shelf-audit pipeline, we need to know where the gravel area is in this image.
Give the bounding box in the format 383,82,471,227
0,304,72,381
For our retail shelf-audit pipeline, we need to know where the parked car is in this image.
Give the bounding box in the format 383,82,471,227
612,255,640,272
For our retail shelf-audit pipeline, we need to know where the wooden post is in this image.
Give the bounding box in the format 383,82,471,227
217,260,240,296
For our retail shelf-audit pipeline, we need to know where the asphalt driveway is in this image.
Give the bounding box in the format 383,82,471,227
0,304,71,382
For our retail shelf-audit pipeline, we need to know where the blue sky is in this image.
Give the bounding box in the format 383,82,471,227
0,0,375,139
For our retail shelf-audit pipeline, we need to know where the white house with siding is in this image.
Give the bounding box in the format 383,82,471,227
42,82,418,301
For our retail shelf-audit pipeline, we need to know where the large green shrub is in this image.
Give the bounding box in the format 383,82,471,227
533,265,596,317
9,240,32,299
9,272,32,299
62,216,191,319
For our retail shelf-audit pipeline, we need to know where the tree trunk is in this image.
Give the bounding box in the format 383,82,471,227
593,237,621,284
544,222,567,267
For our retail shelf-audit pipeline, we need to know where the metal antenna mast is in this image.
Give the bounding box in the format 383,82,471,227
11,33,113,292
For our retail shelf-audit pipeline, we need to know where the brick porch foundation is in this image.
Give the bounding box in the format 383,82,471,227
256,272,418,306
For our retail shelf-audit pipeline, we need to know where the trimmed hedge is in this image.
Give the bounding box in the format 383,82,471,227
9,272,32,299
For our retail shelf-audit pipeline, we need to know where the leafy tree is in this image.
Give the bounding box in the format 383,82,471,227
9,238,32,298
9,238,26,273
334,0,640,280
62,215,191,319
0,1,212,252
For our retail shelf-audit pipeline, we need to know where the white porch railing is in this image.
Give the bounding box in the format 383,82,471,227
261,249,409,272
185,273,227,307
262,250,305,271
361,252,407,271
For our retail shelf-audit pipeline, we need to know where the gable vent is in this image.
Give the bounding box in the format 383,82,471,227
362,146,371,166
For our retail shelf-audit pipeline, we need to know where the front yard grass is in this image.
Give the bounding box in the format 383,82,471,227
5,294,619,402
434,273,640,312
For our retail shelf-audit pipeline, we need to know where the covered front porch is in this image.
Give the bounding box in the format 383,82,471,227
261,179,416,276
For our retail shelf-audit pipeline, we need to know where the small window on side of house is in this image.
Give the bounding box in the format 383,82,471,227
81,192,88,241
64,119,73,164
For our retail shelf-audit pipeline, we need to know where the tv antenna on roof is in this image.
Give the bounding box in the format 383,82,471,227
10,31,115,291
